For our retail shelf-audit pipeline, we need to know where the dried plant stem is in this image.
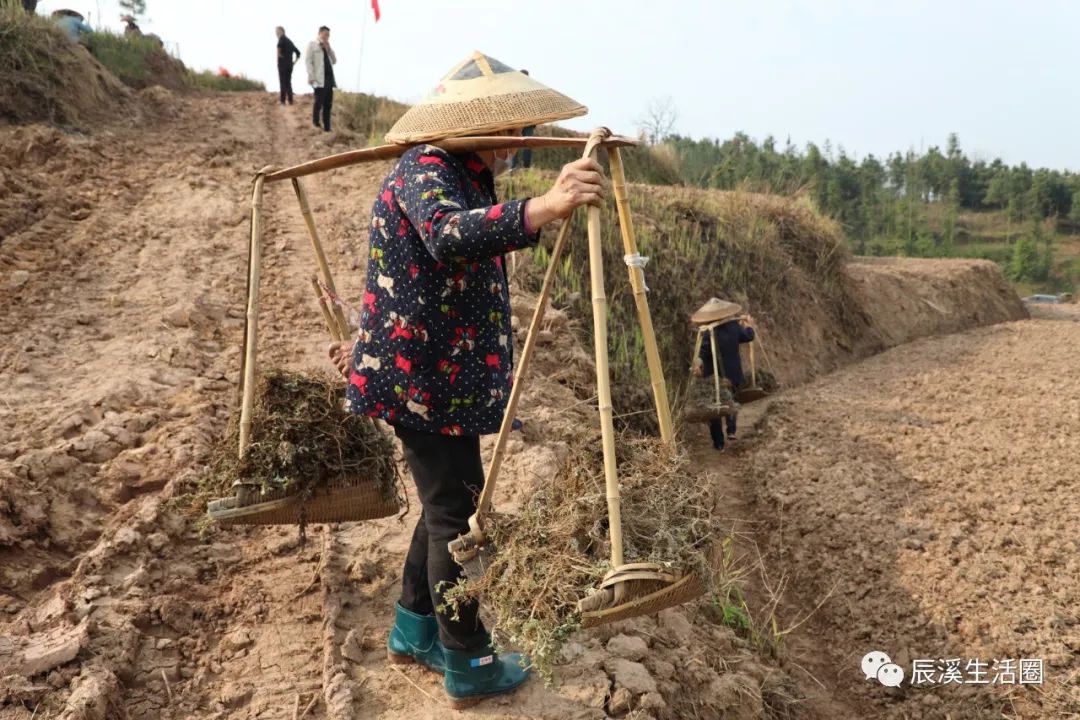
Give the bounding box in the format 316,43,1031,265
298,694,319,719
160,669,174,705
390,666,448,707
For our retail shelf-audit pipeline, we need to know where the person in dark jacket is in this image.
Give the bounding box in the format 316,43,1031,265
327,51,592,708
691,298,755,451
275,26,300,105
513,70,536,170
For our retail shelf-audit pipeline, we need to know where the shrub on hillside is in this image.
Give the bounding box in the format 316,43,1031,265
86,30,186,90
336,92,409,144
0,7,131,124
500,171,860,434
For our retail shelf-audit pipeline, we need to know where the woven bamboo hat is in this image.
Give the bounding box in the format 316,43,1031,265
385,51,587,144
690,298,743,325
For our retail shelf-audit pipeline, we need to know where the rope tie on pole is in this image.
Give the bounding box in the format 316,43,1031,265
623,253,650,291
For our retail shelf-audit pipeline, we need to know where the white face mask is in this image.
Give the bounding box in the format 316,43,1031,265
489,148,515,176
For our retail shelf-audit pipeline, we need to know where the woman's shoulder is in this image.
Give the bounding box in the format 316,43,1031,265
397,144,467,176
400,144,454,162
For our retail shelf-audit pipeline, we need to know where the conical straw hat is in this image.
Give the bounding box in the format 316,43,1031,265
385,51,587,144
690,298,742,325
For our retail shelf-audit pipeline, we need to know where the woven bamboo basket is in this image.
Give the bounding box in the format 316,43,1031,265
208,476,400,526
681,376,738,423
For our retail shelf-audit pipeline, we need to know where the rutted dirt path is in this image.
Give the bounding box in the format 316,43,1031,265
0,92,394,718
6,93,776,720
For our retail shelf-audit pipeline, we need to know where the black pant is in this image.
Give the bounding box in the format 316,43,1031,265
709,413,737,449
394,425,488,651
519,125,535,168
277,63,294,104
313,86,333,131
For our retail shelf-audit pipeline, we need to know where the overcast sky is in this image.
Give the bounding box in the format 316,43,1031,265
39,0,1080,171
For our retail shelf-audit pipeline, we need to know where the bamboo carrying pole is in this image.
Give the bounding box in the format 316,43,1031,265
475,216,574,520
292,178,350,339
264,135,639,184
586,138,625,570
690,330,704,375
756,330,776,377
709,325,722,405
749,338,757,388
607,147,674,447
473,133,609,523
238,172,268,463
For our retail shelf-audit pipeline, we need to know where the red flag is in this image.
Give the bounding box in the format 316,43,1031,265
371,0,381,22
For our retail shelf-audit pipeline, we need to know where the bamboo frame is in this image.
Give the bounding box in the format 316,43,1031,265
474,218,573,520
690,331,703,375
607,147,675,448
292,178,350,339
229,128,687,580
709,326,722,405
237,171,267,463
585,133,625,569
264,134,639,184
471,132,610,524
226,125,699,617
756,330,776,377
748,338,757,388
689,323,727,406
311,275,342,342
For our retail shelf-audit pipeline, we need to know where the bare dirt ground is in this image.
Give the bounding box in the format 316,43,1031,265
1,90,1068,720
1,93,787,720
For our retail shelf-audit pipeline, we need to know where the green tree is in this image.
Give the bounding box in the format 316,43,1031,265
119,0,147,19
1008,234,1038,281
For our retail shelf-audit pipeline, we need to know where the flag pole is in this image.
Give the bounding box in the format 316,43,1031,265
355,2,371,90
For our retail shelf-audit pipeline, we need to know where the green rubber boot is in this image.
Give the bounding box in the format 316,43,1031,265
443,645,530,709
386,603,445,674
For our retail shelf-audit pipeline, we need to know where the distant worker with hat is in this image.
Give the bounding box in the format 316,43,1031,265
52,9,92,44
691,298,755,451
327,51,603,707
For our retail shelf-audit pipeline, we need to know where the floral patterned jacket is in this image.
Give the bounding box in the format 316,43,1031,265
346,145,539,435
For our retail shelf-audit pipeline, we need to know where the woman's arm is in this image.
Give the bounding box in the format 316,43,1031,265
396,148,539,263
397,149,606,263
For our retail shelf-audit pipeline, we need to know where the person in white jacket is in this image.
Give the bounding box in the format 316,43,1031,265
305,26,337,132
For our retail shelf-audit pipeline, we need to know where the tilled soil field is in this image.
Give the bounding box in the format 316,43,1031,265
715,304,1080,719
